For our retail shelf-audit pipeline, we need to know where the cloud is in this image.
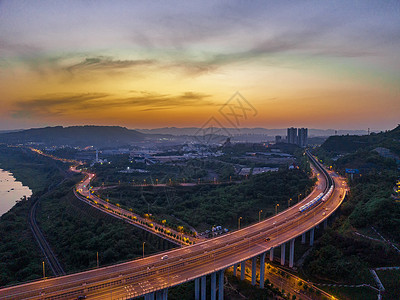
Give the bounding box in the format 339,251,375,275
11,93,109,118
65,57,157,73
11,91,213,118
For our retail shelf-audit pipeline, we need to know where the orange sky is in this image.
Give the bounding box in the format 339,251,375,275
0,1,399,131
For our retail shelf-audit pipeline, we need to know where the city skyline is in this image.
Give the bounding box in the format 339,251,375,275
0,1,399,131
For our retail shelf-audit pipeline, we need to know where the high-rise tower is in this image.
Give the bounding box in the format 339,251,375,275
287,127,297,144
297,128,308,147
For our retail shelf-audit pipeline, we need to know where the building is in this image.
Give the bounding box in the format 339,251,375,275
275,135,282,144
297,128,308,147
287,127,297,144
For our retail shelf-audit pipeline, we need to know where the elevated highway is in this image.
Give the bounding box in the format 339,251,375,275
0,151,347,300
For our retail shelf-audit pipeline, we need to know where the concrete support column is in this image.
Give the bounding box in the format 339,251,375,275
310,227,315,246
162,288,168,300
280,243,286,266
289,238,295,268
211,272,217,300
324,218,328,229
233,263,238,277
145,292,155,300
269,247,274,261
260,252,266,289
201,275,206,300
240,261,246,280
301,233,306,244
156,290,162,300
218,269,224,300
195,278,200,300
251,257,257,286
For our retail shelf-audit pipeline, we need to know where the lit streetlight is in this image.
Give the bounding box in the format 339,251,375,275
288,198,292,208
42,261,45,279
298,194,302,202
275,204,279,215
238,217,242,230
142,242,146,258
259,210,263,222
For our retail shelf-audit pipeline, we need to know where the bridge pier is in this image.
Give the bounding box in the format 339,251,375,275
301,232,306,244
324,218,328,229
162,288,168,300
156,290,162,300
211,272,216,300
195,278,200,300
218,269,224,300
269,247,274,261
233,263,238,277
155,289,167,300
145,292,155,300
201,275,206,300
251,257,257,285
310,227,315,246
289,238,295,268
240,261,246,280
260,252,266,288
281,243,286,265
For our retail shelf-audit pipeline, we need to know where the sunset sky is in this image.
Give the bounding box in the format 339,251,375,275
0,1,399,131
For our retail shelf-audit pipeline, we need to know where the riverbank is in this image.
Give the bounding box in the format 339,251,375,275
0,146,70,286
0,169,32,216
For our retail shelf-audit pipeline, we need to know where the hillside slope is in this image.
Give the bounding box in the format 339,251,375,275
0,126,145,148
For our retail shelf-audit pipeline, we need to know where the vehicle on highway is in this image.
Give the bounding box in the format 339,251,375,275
161,255,169,260
265,237,271,241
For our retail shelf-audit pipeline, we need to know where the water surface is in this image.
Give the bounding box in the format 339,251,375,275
0,169,32,217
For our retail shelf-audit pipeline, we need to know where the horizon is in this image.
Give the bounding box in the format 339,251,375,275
2,123,395,135
1,1,399,131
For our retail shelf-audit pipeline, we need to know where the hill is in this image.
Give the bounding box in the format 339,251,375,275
320,125,400,155
0,126,145,148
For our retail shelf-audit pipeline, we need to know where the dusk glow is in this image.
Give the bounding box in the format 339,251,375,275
0,1,399,130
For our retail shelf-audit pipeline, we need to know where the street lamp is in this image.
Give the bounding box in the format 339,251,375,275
275,204,279,215
42,261,45,279
259,210,263,222
238,217,242,230
298,193,302,203
288,198,292,208
142,242,146,258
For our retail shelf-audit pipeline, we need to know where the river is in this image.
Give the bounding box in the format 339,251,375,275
0,169,32,217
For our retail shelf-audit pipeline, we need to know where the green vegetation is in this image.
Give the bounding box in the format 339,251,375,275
0,197,43,286
320,125,400,155
0,146,66,192
346,171,400,241
0,145,174,286
376,269,400,300
302,227,396,284
0,146,69,286
303,126,400,299
98,169,314,231
36,186,176,273
321,286,377,300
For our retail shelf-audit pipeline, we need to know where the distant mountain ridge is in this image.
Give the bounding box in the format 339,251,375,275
135,127,368,137
321,125,400,155
0,126,145,148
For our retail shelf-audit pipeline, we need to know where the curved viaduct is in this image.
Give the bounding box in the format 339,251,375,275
0,151,347,300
